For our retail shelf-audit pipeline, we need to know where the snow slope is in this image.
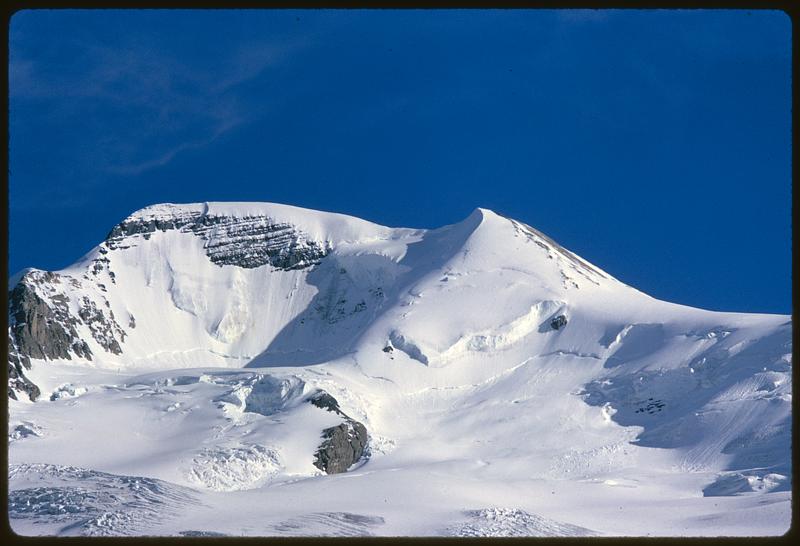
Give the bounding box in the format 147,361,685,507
7,202,792,536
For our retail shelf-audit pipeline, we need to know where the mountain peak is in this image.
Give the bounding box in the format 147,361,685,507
463,207,503,225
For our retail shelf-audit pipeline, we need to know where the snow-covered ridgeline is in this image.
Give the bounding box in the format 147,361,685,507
7,201,791,536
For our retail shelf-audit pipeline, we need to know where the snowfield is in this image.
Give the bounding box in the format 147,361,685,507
7,202,792,536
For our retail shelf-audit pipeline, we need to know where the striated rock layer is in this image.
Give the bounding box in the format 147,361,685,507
7,203,342,401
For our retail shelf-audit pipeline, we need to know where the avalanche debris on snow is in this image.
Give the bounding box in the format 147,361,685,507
272,512,386,536
703,471,790,496
446,508,596,537
9,421,43,442
8,464,197,536
187,444,283,492
49,383,89,401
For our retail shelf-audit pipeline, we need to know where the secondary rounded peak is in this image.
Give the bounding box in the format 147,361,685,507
464,207,500,220
465,206,517,226
447,207,503,230
443,206,626,290
447,207,527,238
472,206,498,216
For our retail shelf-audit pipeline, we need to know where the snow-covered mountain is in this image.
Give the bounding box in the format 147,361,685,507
7,202,792,536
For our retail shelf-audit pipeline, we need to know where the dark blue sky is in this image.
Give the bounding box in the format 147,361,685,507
9,9,791,314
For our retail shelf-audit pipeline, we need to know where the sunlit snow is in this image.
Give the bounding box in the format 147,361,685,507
8,202,791,536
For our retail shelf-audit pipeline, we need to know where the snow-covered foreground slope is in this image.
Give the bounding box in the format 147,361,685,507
7,202,792,536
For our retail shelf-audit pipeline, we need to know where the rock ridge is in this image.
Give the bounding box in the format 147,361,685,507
308,390,369,474
106,209,329,270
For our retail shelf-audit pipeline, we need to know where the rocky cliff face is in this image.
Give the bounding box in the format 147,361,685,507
9,271,92,363
308,390,369,474
7,206,332,402
105,207,329,270
8,341,40,402
7,271,98,401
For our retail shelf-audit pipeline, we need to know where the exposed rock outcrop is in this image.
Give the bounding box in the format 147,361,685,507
8,206,336,401
308,390,344,414
550,314,568,330
8,272,93,401
193,215,328,270
7,271,129,401
105,209,329,271
7,206,328,401
9,272,91,362
307,390,369,474
8,344,40,402
77,297,125,354
313,420,369,474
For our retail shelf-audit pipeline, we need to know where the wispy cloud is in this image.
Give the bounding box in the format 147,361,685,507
106,119,236,176
10,29,310,177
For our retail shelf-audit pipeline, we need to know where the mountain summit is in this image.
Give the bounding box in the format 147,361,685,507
9,201,631,394
7,202,791,536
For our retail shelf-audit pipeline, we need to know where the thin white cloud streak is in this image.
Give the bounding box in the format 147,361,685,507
106,116,242,176
10,33,312,176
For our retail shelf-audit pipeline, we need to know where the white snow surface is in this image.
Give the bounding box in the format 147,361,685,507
8,202,792,536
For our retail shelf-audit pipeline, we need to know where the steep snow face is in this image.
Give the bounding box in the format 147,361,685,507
7,201,792,536
8,203,640,375
9,202,423,373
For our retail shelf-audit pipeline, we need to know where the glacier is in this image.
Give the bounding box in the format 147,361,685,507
6,202,791,536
